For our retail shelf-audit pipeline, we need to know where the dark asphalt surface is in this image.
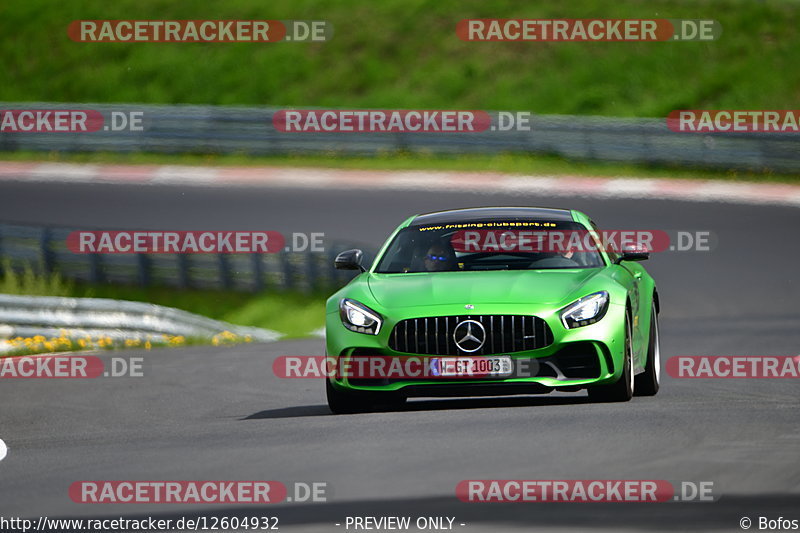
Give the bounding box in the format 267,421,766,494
0,180,798,532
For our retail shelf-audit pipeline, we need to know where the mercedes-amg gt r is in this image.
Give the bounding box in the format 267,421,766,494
325,207,660,414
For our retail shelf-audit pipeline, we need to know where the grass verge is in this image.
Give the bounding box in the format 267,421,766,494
0,263,328,357
81,284,328,339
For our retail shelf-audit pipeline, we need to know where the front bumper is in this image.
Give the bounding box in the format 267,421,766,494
326,302,627,395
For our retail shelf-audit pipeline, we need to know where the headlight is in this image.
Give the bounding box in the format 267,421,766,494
339,298,383,335
560,291,609,329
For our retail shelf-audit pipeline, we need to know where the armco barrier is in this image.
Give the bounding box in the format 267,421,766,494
0,103,798,172
0,293,281,352
0,223,372,293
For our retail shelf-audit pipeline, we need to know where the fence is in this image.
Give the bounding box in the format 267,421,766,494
0,223,372,293
1,103,798,172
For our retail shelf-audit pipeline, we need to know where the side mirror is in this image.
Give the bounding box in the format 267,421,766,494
334,249,365,272
615,245,650,263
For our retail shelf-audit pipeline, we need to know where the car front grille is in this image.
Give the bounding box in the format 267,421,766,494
388,315,553,356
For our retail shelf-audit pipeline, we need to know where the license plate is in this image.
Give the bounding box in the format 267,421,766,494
430,356,513,378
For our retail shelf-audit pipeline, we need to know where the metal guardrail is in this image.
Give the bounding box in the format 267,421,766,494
0,293,281,352
1,102,797,172
0,223,370,293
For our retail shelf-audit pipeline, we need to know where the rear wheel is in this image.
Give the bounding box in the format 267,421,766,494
634,302,660,396
588,310,634,403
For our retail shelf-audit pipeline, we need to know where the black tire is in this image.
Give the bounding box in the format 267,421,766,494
326,379,406,414
634,301,660,396
375,394,407,412
326,378,374,414
588,310,634,403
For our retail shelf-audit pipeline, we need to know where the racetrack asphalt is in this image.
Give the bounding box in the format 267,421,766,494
0,179,798,532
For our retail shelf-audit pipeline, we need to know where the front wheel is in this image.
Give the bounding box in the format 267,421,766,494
634,301,660,396
326,379,373,414
326,379,406,414
588,310,634,403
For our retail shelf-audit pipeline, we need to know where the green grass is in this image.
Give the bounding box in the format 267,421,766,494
0,264,328,338
81,285,328,338
2,149,797,183
0,0,798,116
0,260,76,296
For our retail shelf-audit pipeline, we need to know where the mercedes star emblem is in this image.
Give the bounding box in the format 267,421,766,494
453,319,486,353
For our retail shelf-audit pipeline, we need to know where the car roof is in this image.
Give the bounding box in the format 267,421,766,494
409,207,575,226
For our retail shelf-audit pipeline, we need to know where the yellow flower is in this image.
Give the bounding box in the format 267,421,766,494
144,340,152,350
168,335,186,345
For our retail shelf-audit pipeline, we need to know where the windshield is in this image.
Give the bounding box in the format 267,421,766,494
375,220,605,273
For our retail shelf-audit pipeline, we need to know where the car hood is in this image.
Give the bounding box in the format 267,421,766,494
366,269,605,309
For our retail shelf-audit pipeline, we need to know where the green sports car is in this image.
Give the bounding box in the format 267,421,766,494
325,207,660,414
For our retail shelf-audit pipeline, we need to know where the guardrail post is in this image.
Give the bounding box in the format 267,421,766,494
218,253,232,290
252,253,264,292
177,254,190,288
280,251,293,290
40,227,54,273
88,253,103,283
304,251,318,293
137,253,151,287
640,124,651,165
325,246,336,288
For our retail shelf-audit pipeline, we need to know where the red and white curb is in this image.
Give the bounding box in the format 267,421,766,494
1,162,799,207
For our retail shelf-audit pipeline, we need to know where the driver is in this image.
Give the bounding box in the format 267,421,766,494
423,242,456,272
